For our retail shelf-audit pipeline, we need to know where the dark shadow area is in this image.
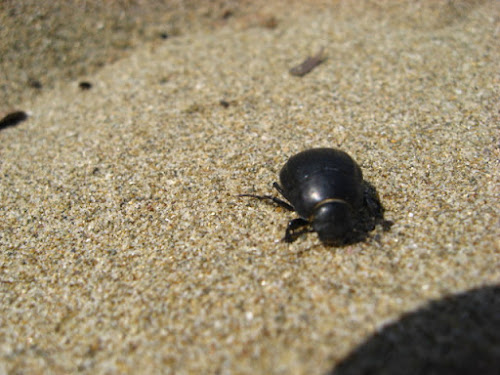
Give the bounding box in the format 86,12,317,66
346,180,392,245
328,285,500,375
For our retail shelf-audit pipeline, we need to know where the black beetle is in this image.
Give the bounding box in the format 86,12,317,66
240,148,389,246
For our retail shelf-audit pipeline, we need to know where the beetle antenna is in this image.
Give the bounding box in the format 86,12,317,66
238,193,295,211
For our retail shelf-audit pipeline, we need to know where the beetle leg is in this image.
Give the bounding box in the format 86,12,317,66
271,182,296,211
272,182,286,196
284,218,310,243
239,194,295,211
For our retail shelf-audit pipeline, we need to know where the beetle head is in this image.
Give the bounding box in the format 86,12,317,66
311,200,353,246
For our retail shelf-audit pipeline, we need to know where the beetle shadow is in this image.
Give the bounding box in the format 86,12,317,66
326,285,500,375
344,180,393,246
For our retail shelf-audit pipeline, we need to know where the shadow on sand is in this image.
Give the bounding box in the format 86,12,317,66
328,285,500,375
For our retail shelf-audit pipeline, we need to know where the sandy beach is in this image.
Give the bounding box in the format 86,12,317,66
1,1,499,374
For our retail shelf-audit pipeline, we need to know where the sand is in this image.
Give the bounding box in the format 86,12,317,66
1,1,499,374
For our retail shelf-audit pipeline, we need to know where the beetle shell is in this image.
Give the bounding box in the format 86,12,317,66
279,148,364,219
240,147,389,245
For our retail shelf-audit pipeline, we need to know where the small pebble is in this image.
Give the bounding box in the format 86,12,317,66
0,111,28,130
222,9,233,19
28,78,42,89
219,100,230,108
79,81,93,90
289,47,326,77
